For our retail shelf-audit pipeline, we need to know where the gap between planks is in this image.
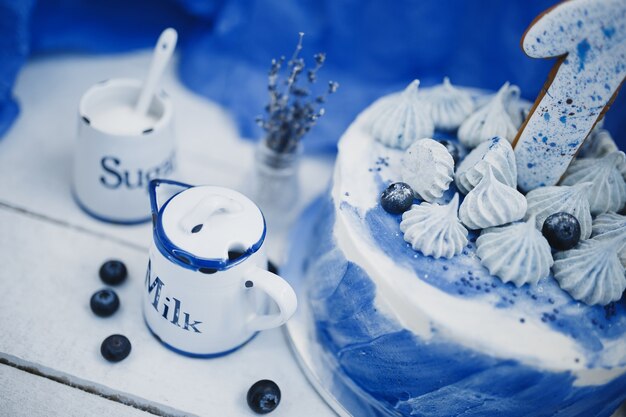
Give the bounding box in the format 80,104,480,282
0,357,187,417
0,200,148,253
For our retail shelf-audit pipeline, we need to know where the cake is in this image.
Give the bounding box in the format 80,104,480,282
284,79,626,417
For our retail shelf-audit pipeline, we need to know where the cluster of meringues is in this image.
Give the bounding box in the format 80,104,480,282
366,78,626,306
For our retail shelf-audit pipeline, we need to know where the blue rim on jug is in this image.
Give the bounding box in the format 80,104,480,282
149,179,267,272
143,314,259,358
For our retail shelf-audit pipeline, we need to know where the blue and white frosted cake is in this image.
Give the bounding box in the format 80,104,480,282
286,79,626,417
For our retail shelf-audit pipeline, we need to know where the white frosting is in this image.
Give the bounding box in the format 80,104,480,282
579,129,619,159
329,86,625,381
592,212,626,238
506,91,529,129
400,193,468,259
525,183,594,240
458,82,519,148
592,212,626,266
476,215,553,287
367,80,434,149
459,166,527,229
455,136,517,195
423,77,474,131
560,152,626,216
401,139,454,202
577,128,626,181
553,236,626,306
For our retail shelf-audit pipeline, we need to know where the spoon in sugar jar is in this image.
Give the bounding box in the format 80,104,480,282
135,27,178,117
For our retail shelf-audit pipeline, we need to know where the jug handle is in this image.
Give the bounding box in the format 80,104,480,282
245,267,297,332
149,179,194,224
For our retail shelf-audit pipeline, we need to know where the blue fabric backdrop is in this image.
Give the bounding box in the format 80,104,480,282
1,0,624,152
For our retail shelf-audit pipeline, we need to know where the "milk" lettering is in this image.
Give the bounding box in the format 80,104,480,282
145,261,202,333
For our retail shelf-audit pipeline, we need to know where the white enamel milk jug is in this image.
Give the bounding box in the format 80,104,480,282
143,179,297,357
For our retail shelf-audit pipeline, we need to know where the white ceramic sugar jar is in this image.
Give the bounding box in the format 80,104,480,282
144,179,297,357
73,78,176,224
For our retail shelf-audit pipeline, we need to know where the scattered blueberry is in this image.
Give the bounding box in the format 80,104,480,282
99,260,128,285
100,334,131,362
435,139,461,165
90,289,120,317
247,380,281,414
542,212,581,250
380,182,414,214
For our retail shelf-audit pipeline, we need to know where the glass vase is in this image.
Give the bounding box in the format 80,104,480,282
249,139,301,234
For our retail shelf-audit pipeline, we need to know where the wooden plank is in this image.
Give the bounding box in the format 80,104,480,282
0,52,335,416
0,51,333,259
0,206,333,416
0,364,153,417
0,52,233,250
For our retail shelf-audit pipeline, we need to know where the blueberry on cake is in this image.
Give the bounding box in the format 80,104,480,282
285,78,626,417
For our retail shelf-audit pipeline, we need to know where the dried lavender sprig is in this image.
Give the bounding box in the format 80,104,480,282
307,52,326,83
289,32,305,65
257,33,339,153
267,56,285,116
315,81,340,104
281,32,305,108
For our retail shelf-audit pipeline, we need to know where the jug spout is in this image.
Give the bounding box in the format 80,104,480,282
149,179,193,223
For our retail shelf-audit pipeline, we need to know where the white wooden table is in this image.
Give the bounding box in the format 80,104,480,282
0,51,336,416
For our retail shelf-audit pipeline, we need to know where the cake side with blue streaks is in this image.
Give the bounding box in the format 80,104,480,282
286,83,626,416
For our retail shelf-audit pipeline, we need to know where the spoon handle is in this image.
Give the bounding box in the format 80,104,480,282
135,28,178,115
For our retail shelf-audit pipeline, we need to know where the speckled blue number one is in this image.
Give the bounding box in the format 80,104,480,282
513,0,626,192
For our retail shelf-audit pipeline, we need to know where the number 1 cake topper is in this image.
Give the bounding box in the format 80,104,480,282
513,0,626,192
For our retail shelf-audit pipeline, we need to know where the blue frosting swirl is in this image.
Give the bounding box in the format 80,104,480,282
285,197,626,417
